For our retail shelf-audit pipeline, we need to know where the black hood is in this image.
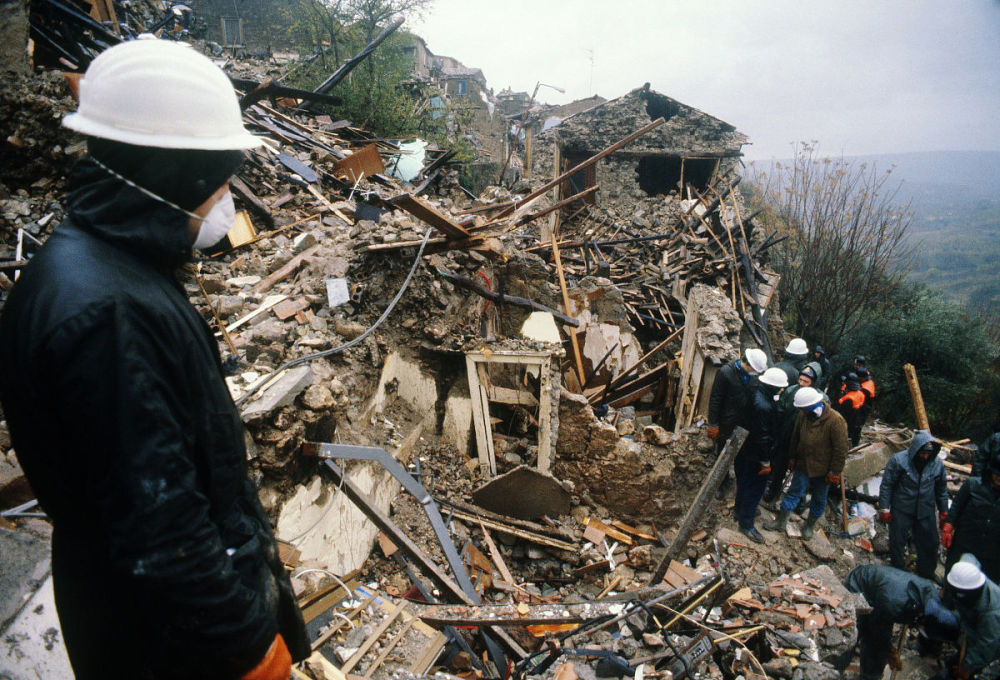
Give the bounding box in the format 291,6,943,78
64,156,194,271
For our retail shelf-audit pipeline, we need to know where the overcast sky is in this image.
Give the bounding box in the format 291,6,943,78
409,1,1000,160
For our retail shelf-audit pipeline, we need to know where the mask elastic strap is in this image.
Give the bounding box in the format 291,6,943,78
88,155,205,222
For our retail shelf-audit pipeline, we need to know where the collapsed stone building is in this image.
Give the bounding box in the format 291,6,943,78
0,18,978,680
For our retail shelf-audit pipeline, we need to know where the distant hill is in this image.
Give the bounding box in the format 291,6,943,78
757,151,1000,308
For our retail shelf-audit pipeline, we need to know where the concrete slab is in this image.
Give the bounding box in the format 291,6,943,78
471,465,570,520
365,352,437,431
841,437,908,485
0,574,73,680
442,381,472,457
240,364,314,421
0,523,51,631
275,420,428,575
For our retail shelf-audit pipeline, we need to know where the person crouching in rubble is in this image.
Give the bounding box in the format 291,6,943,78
707,347,768,495
933,556,1000,680
878,431,948,579
842,564,959,680
763,386,848,539
0,41,309,679
734,367,788,543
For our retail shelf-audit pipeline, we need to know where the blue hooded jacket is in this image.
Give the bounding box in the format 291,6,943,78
879,430,949,519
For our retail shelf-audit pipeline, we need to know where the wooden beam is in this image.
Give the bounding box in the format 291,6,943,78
551,233,587,389
903,363,931,431
393,193,471,239
253,244,321,293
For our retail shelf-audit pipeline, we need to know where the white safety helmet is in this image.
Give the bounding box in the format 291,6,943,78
947,558,987,591
743,348,768,374
793,386,823,409
63,40,261,150
785,338,809,356
759,367,789,389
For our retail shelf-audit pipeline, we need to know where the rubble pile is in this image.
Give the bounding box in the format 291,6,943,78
0,34,948,680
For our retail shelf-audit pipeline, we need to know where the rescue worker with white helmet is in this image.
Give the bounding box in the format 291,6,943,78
0,40,308,679
934,556,1000,680
763,386,849,539
734,367,788,543
776,337,810,386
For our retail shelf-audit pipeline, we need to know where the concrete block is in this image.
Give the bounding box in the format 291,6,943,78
365,352,437,431
240,365,313,422
841,438,907,485
442,381,473,457
521,312,560,343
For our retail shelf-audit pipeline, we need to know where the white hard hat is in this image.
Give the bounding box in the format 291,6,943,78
760,367,789,388
63,40,261,150
785,338,808,356
743,348,768,374
947,560,987,591
793,386,823,408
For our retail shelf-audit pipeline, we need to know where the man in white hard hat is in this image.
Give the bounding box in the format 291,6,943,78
0,40,308,679
775,337,810,387
733,367,787,543
707,347,767,494
763,386,849,539
936,556,1000,680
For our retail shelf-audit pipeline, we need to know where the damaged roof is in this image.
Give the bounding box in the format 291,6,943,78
539,84,749,157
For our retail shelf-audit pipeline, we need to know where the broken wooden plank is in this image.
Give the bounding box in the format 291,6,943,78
485,385,539,408
552,233,587,388
393,193,471,239
903,363,931,431
230,175,275,229
584,518,634,546
415,598,639,627
445,506,576,553
340,601,407,673
333,143,385,183
253,244,321,293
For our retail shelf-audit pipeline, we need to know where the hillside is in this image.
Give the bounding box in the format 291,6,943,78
846,151,1000,308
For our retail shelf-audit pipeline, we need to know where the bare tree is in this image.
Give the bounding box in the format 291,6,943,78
748,143,915,351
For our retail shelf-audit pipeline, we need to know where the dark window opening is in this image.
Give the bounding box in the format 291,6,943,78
643,93,680,123
561,152,596,205
636,156,719,196
683,158,718,192
636,156,682,196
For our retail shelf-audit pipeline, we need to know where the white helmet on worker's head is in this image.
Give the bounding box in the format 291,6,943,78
63,40,261,150
793,386,823,409
743,348,768,374
948,557,987,591
785,337,809,357
759,367,789,389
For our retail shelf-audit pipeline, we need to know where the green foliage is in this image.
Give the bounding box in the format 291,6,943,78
839,284,1000,438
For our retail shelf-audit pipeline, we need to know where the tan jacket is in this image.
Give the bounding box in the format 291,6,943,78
790,406,849,477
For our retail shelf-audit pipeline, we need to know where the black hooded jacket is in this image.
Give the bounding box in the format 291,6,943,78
0,158,308,678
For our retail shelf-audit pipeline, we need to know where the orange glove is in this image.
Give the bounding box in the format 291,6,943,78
825,472,841,484
941,523,954,549
879,510,891,524
939,511,948,529
241,634,291,680
707,426,720,440
758,463,772,476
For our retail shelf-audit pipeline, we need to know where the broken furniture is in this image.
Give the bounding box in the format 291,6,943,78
465,347,563,477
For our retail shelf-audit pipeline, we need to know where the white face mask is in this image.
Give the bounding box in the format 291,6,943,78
193,191,235,250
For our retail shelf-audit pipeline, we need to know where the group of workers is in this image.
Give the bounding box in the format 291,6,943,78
707,337,853,544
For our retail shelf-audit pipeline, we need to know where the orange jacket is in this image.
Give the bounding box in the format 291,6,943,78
839,389,866,410
861,378,876,399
